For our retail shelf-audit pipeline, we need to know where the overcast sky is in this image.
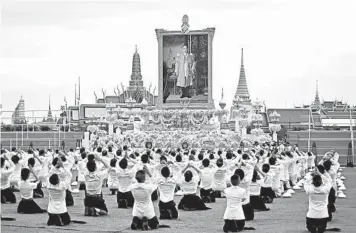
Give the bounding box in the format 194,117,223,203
1,0,356,119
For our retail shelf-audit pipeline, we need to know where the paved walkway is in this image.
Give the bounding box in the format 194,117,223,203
2,168,356,233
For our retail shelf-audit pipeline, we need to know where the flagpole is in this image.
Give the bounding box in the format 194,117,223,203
350,105,354,166
308,106,311,151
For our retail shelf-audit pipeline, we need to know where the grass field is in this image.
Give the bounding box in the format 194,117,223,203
1,168,356,233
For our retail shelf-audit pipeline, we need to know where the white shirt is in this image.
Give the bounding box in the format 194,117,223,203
47,180,67,214
212,167,227,191
269,164,281,190
261,171,275,188
224,186,246,220
179,175,200,195
117,168,136,193
157,177,176,203
250,180,263,196
200,167,215,190
304,174,332,218
85,168,110,195
131,183,157,219
19,180,37,199
1,165,14,190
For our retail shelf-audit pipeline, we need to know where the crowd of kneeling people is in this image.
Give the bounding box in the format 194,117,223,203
0,142,343,232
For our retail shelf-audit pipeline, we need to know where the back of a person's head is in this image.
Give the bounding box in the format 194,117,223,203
184,170,193,182
102,150,108,156
323,160,332,171
141,154,149,164
170,151,176,157
70,148,74,152
218,150,223,156
28,157,35,167
116,149,122,157
39,150,45,156
119,158,128,169
87,160,96,172
81,152,87,160
176,155,182,162
259,150,264,156
80,147,85,153
313,174,322,187
307,151,312,156
21,168,30,181
11,155,20,164
12,147,17,152
108,146,112,152
317,164,325,174
135,170,146,183
226,152,232,160
49,174,59,186
209,154,215,160
269,157,276,165
161,166,170,178
234,168,245,181
87,153,95,162
262,163,270,173
198,154,204,161
110,158,117,167
230,174,240,186
237,149,242,155
242,153,249,160
160,156,167,163
188,155,195,161
96,147,102,153
123,145,128,151
202,158,210,167
252,170,259,183
216,158,223,167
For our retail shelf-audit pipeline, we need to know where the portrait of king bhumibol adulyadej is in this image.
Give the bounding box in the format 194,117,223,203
174,45,196,98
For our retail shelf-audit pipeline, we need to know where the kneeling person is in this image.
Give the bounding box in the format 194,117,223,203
157,166,178,220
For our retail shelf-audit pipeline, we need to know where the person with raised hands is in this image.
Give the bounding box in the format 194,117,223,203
84,153,111,216
1,154,16,204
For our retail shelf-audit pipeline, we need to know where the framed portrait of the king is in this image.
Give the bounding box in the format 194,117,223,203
156,28,215,108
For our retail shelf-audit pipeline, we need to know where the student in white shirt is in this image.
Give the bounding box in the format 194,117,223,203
212,158,228,198
9,154,23,191
304,169,333,233
323,160,337,217
177,163,210,211
17,167,46,214
108,158,119,195
131,167,159,230
307,152,316,171
157,166,178,220
47,173,71,226
84,154,111,216
199,158,216,203
1,155,16,204
269,157,282,197
223,174,255,232
249,170,269,211
116,157,136,208
77,152,87,190
27,156,44,198
260,163,276,204
234,167,254,221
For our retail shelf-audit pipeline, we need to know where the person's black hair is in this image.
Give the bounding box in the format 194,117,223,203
21,168,30,181
0,157,4,168
202,158,210,167
209,154,214,160
11,155,20,164
176,154,182,162
81,152,87,159
28,157,35,167
130,154,136,159
28,150,33,154
198,154,204,161
119,158,128,169
116,150,122,157
226,152,232,160
269,157,276,165
237,149,242,154
161,166,170,178
218,150,223,156
80,147,85,153
12,147,16,152
252,170,259,183
55,149,59,154
259,150,264,156
184,170,193,182
70,148,74,152
60,156,66,162
177,148,181,152
52,157,59,166
317,164,325,174
262,163,270,173
97,147,102,153
87,154,95,161
216,158,223,167
234,169,245,181
242,154,249,160
110,158,117,167
307,151,312,156
102,150,108,156
285,151,292,158
231,174,240,186
323,160,332,171
87,161,96,172
141,154,149,164
123,145,128,151
251,149,256,153
156,149,162,154
108,147,112,152
39,150,45,156
49,174,59,186
313,174,322,187
160,156,167,163
135,170,145,183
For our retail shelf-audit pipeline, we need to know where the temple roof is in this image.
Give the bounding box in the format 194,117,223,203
131,45,142,82
234,48,251,104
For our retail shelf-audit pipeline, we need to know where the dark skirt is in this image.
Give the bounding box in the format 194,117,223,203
200,188,216,203
1,188,16,204
159,200,178,219
151,189,158,202
84,193,108,216
242,203,254,221
47,212,71,226
178,194,211,211
66,189,74,206
117,190,134,208
250,195,269,211
17,199,46,214
306,217,328,233
261,187,275,203
131,216,159,230
33,182,44,198
223,219,245,233
79,183,86,191
212,190,225,198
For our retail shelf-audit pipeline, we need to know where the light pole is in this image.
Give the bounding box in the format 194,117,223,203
269,110,281,142
350,106,354,166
